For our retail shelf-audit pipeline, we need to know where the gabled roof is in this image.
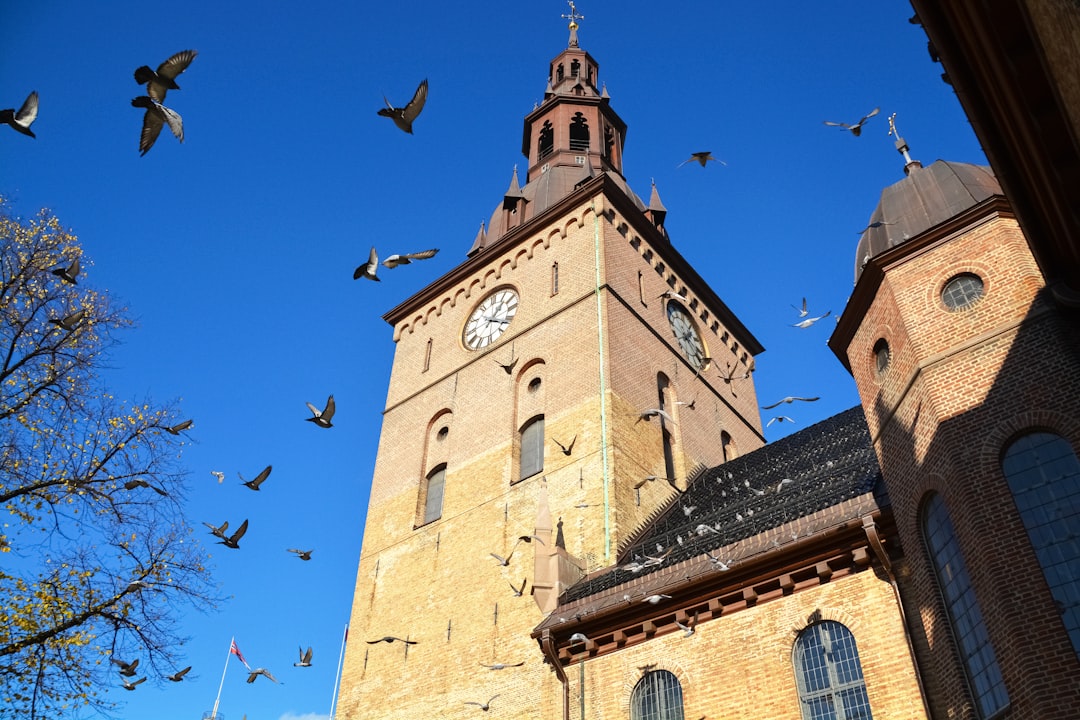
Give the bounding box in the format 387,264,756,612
561,406,884,604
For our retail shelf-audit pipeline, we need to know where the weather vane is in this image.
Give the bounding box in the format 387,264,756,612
888,112,919,172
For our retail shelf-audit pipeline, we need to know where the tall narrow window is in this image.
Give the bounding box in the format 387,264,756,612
569,112,590,151
721,431,737,462
657,374,676,484
538,121,554,160
421,465,446,525
519,416,544,481
630,670,684,720
1001,431,1080,656
923,494,1009,717
793,621,873,720
423,337,432,372
570,59,580,77
551,261,559,296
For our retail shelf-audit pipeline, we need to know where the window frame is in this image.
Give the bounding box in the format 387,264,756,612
792,620,874,720
629,669,685,720
518,415,545,482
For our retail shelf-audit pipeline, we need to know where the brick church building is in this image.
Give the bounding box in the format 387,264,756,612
335,7,1080,719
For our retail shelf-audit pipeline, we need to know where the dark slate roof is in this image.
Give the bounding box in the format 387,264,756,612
854,160,1001,282
561,406,884,603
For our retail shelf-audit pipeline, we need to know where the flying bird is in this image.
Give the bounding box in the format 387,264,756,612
166,666,192,682
51,258,80,284
293,646,313,668
678,151,726,168
766,416,795,427
553,435,576,456
366,636,417,645
495,353,518,374
508,578,527,597
464,695,500,712
133,49,197,102
705,551,732,571
1,91,39,138
762,396,819,409
165,419,193,435
823,107,880,136
203,519,229,540
378,78,428,134
643,594,672,605
857,220,896,234
305,395,335,428
210,471,225,484
123,478,167,496
488,535,543,566
112,657,139,677
792,297,809,317
676,611,699,637
131,96,183,156
381,249,439,268
353,247,381,281
218,518,249,549
479,661,524,670
245,667,279,684
792,311,831,329
676,398,696,410
637,408,674,424
288,548,313,561
634,475,683,494
121,676,147,691
49,309,86,331
568,632,589,645
240,465,272,491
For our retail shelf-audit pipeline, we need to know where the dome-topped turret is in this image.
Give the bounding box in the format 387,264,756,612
854,159,1002,282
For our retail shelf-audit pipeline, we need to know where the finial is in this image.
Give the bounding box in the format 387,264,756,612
562,1,584,47
888,112,922,175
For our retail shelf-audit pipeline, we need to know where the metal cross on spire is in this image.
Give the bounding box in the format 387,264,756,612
888,112,921,174
562,1,584,47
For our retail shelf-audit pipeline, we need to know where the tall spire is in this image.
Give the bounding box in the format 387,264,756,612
562,1,584,48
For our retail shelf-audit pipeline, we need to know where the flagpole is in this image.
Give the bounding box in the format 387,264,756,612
328,624,348,720
210,636,233,720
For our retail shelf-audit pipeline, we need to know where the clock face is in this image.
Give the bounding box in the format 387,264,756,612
464,288,519,349
666,301,707,370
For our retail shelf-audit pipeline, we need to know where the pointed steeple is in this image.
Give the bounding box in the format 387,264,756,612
503,165,524,209
646,180,667,231
467,220,488,257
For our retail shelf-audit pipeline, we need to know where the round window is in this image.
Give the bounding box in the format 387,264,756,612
941,273,984,310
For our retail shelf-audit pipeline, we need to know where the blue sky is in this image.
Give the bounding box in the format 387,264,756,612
0,2,986,718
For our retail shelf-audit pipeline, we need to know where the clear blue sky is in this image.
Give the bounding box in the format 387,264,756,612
0,2,985,719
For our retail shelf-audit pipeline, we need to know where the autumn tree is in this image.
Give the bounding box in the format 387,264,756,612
0,199,215,718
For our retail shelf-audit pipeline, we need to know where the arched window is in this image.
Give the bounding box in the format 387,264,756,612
570,59,580,77
519,416,544,481
793,621,873,720
721,431,737,462
569,112,590,151
1001,431,1080,656
923,494,1009,717
630,670,684,720
420,465,446,526
538,121,554,160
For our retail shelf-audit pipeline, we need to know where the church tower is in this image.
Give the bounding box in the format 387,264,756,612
831,125,1080,718
335,14,765,718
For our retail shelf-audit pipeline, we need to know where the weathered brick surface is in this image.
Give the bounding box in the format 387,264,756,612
845,210,1080,718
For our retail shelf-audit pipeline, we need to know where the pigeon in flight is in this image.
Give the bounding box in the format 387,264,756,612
643,594,672,604
245,667,279,684
495,354,519,374
121,676,147,691
166,666,192,682
51,258,80,285
508,578,527,597
381,249,439,269
676,611,699,637
634,475,682,494
1,91,39,138
705,551,732,571
203,519,229,540
568,632,589,645
857,220,896,234
165,419,193,435
366,636,417,645
131,96,183,156
479,661,524,670
823,107,880,137
293,646,313,667
678,151,726,168
353,247,381,281
762,396,819,410
464,694,500,711
553,435,576,456
287,548,313,561
218,518,249,549
240,465,272,491
123,478,167,496
489,535,544,566
112,657,139,676
792,297,809,318
766,416,794,428
791,311,831,329
378,79,428,134
134,50,197,102
637,408,674,424
210,471,225,484
305,395,335,428
49,310,86,331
